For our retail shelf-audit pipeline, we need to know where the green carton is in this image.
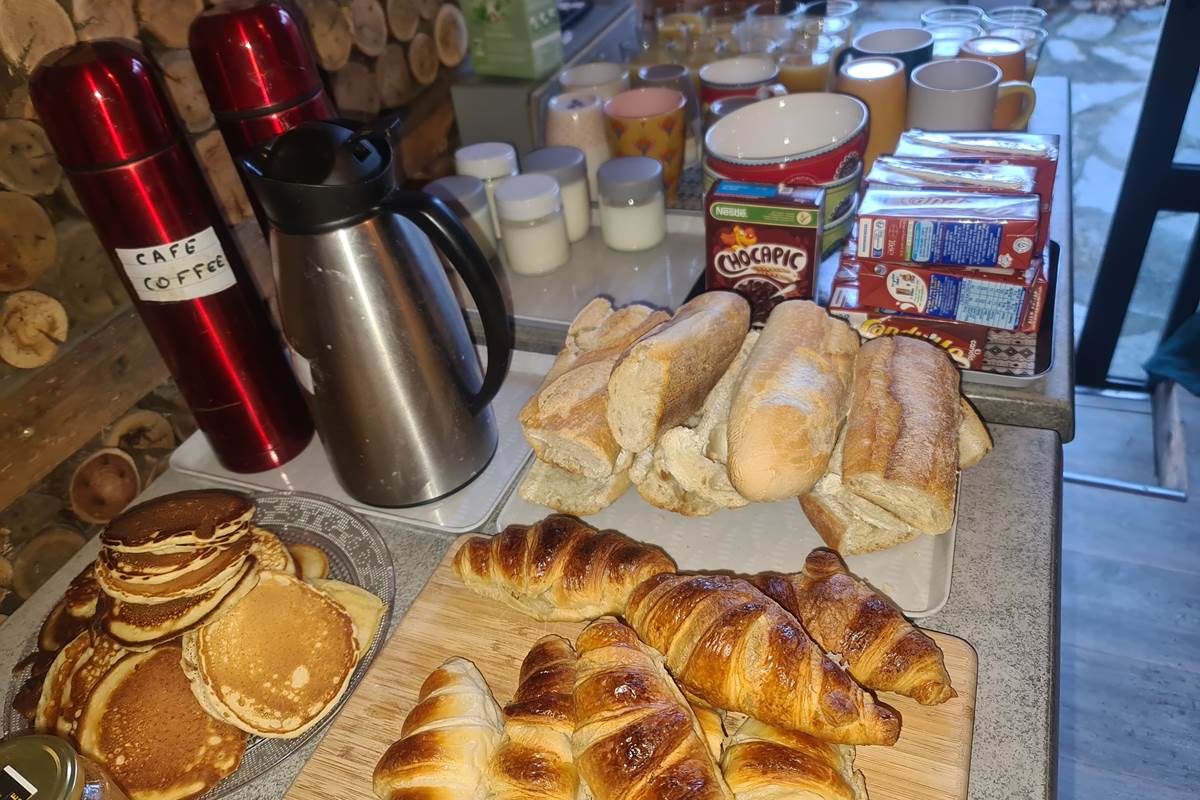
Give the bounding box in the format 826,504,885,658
464,0,564,80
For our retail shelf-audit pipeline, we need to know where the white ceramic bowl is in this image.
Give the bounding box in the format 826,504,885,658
704,92,869,165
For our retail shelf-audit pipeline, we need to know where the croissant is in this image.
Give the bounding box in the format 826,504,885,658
572,617,735,800
453,515,676,621
490,635,584,800
751,549,955,705
721,718,868,800
373,657,504,800
625,574,900,746
685,691,728,763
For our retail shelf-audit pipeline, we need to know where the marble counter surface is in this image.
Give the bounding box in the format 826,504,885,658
0,423,1060,800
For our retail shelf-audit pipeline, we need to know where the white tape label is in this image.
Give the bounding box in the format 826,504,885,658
115,227,236,303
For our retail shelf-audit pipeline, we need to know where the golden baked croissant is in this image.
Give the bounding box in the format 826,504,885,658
625,574,900,746
751,549,955,705
373,657,504,800
453,515,676,621
572,617,735,800
490,635,584,800
685,691,728,762
721,717,868,800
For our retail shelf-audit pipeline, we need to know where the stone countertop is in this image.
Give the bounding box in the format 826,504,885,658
0,423,1060,800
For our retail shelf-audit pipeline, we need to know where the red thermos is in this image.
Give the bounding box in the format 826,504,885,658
31,41,314,473
189,0,336,158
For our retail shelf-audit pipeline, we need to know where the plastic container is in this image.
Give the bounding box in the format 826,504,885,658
0,734,129,800
521,146,590,243
597,157,667,252
423,174,498,258
454,142,519,239
494,174,570,276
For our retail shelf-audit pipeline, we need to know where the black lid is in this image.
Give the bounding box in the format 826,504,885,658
239,120,395,233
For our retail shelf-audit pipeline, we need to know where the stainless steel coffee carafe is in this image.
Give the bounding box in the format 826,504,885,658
241,121,513,506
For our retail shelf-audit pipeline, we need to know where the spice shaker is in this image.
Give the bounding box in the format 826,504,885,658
521,146,591,243
424,175,497,258
31,41,313,473
0,734,129,800
597,157,667,251
455,142,519,239
494,174,571,276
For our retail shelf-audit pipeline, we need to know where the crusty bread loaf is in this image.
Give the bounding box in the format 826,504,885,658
727,301,860,502
958,397,992,469
607,292,750,453
518,458,630,516
519,299,669,479
842,336,961,533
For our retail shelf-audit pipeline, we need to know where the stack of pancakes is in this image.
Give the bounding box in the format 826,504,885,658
18,489,385,800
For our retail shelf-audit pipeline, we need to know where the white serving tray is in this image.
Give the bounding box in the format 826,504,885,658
498,465,957,618
171,349,556,534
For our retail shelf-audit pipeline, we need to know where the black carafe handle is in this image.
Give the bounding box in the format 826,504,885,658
390,190,514,416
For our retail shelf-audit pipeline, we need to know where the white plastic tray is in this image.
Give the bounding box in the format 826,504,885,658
171,349,556,534
497,466,957,618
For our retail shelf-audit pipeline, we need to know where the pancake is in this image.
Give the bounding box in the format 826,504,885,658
40,566,101,651
182,571,358,738
34,631,91,732
287,542,329,580
101,490,254,553
101,559,260,649
308,578,385,656
100,541,235,578
96,537,252,602
56,631,131,742
248,527,296,574
77,644,246,800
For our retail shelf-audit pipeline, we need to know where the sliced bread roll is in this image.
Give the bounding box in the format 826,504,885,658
607,291,750,453
518,457,630,516
842,336,961,534
958,397,992,469
727,300,859,502
519,299,669,479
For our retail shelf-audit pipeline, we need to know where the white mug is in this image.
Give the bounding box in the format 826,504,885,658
907,58,1035,131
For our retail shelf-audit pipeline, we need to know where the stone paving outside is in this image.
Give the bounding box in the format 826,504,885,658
866,1,1170,381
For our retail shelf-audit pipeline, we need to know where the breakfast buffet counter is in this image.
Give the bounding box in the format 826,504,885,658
0,421,1061,800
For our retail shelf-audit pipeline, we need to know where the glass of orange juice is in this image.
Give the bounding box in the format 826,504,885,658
777,33,840,93
657,0,710,47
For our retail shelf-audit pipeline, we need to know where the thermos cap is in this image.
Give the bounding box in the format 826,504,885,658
31,41,179,170
597,157,663,206
494,174,562,222
521,146,587,187
424,175,489,216
455,142,518,180
189,0,325,116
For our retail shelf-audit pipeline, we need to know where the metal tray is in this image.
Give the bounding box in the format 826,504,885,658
3,492,396,800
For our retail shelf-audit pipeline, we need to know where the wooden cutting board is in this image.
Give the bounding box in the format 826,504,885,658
287,536,977,800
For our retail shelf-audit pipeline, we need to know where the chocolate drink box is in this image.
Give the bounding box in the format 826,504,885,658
865,157,1037,196
893,130,1059,251
837,252,1048,333
705,180,825,324
854,187,1041,271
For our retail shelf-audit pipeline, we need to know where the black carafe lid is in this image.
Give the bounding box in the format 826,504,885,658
239,120,395,234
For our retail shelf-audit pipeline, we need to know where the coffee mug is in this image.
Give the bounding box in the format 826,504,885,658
837,27,934,75
545,91,612,196
698,56,786,111
559,61,628,100
835,56,906,171
958,35,1027,129
907,58,1035,131
604,87,688,201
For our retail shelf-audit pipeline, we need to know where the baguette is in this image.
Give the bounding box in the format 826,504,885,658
607,291,751,453
958,397,992,469
727,301,859,502
519,457,630,515
841,336,961,533
519,299,670,479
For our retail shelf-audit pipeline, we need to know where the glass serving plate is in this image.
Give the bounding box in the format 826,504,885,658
3,491,397,800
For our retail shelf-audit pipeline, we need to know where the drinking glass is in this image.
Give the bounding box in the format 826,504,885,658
734,15,794,54
777,35,839,92
989,25,1048,77
926,22,985,60
819,0,859,39
687,29,734,92
982,5,1047,29
705,0,754,35
657,0,710,46
920,6,984,27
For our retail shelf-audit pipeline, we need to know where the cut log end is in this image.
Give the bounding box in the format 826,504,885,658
0,0,78,74
332,60,381,118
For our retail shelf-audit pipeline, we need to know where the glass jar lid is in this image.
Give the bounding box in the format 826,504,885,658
0,735,83,800
597,157,663,206
521,146,587,187
494,173,562,221
454,142,517,179
424,175,489,216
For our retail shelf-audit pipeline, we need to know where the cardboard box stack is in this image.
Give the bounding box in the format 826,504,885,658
828,131,1060,377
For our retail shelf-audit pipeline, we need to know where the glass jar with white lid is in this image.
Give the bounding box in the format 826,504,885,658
494,173,571,276
453,141,518,239
521,145,591,243
423,174,498,259
597,156,667,252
